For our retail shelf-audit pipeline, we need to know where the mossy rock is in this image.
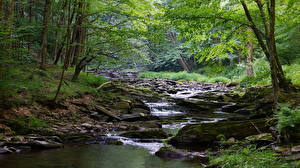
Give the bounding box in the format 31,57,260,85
120,129,169,139
170,118,270,148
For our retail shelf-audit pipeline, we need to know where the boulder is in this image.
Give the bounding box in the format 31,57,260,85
29,140,63,149
0,147,13,154
170,119,270,148
120,129,169,139
155,147,209,163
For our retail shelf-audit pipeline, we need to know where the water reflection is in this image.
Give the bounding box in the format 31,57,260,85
0,145,200,168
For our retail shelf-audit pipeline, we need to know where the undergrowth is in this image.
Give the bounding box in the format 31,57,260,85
210,145,296,168
0,64,108,107
275,104,300,133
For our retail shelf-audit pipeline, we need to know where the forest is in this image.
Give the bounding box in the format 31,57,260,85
0,0,299,168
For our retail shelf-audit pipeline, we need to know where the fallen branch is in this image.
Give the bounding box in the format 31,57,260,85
97,81,112,90
94,105,122,121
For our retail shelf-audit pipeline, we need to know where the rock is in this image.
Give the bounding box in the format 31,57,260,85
282,153,300,161
120,129,169,139
104,139,123,145
0,147,13,154
245,133,273,142
170,119,270,148
81,123,93,129
130,108,150,114
29,140,63,149
245,133,274,146
226,82,240,87
221,104,247,112
155,147,209,163
121,114,159,122
116,101,131,110
292,145,300,153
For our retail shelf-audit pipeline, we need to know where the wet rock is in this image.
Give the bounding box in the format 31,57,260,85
63,134,93,143
155,147,209,162
221,104,248,112
29,140,63,149
170,119,270,148
121,114,159,122
130,108,150,114
0,147,13,154
120,129,169,139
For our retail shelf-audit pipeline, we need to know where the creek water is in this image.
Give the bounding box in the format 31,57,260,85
0,144,201,168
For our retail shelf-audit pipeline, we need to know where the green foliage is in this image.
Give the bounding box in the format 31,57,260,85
284,63,300,86
240,58,271,87
6,116,48,135
210,146,293,168
275,104,300,133
0,64,108,107
77,73,108,87
208,77,231,83
139,71,231,83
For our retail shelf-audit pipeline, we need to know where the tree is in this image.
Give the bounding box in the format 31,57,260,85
39,0,52,69
166,0,295,101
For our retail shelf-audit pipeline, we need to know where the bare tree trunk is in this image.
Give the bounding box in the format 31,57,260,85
246,41,254,76
178,56,191,72
39,0,51,69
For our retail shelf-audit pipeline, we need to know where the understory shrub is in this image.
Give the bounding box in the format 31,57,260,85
210,145,294,168
275,104,300,133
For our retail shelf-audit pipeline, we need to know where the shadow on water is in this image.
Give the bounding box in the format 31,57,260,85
0,144,201,168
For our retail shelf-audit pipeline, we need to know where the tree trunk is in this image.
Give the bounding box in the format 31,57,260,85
241,0,291,102
29,0,33,23
72,56,95,81
178,56,192,72
0,0,3,21
39,0,51,69
4,0,15,57
246,41,254,77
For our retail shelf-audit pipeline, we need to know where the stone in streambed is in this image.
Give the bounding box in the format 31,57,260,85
29,140,63,149
0,147,13,154
155,147,209,163
120,129,169,139
170,118,270,148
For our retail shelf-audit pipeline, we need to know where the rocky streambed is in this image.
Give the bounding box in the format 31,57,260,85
1,76,300,167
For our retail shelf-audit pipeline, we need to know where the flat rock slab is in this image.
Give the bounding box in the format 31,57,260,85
170,118,270,148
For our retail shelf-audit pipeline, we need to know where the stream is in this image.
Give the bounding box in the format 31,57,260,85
0,77,247,168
